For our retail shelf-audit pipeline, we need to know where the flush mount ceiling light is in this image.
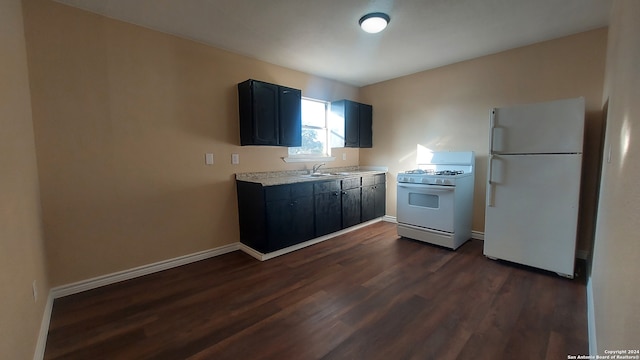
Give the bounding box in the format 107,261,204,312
359,12,390,34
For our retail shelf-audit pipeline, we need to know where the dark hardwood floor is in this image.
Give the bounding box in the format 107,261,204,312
44,221,588,360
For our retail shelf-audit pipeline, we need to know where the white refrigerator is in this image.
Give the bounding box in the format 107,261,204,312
484,97,585,278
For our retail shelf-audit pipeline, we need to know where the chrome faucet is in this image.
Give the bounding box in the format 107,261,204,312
312,163,326,173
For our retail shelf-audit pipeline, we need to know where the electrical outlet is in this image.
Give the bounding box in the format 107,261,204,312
32,280,37,303
342,153,347,161
232,153,239,165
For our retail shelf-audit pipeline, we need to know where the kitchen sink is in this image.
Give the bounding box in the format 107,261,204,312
299,173,332,177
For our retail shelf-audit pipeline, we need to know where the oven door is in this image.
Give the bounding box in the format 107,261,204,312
397,183,455,232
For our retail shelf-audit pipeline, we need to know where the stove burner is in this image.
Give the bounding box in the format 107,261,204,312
404,169,432,174
435,170,464,176
402,169,464,176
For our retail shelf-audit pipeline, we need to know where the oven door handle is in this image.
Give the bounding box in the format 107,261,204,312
397,184,455,192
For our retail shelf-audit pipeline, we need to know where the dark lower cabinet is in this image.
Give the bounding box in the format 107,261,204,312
361,174,386,222
236,173,385,254
237,181,313,253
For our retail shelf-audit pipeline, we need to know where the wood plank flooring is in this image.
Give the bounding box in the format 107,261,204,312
44,221,588,359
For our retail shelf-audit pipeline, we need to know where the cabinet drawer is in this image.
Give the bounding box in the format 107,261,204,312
314,180,340,193
342,177,361,190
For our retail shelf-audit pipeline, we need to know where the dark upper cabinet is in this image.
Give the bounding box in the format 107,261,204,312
330,99,373,148
238,79,302,147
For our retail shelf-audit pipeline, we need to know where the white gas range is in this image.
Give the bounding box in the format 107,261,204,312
396,151,475,250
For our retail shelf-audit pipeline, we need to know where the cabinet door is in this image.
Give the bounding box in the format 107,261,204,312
374,183,386,218
265,183,313,251
358,104,373,148
344,101,360,148
265,198,294,252
314,191,342,236
362,175,386,222
361,185,376,222
252,81,279,145
291,195,314,245
342,187,361,228
278,86,302,147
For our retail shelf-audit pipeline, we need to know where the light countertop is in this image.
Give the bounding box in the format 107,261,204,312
236,166,387,186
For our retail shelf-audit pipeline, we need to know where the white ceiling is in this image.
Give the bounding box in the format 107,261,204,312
54,0,612,87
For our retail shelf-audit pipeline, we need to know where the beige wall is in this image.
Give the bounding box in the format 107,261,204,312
22,0,359,287
0,0,50,358
360,28,608,254
591,0,640,352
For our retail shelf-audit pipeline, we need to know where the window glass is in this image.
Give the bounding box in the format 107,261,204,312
288,98,330,157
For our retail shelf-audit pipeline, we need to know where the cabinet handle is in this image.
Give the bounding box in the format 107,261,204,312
333,192,339,196
342,191,347,195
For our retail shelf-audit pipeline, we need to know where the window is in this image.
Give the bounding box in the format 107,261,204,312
288,97,330,158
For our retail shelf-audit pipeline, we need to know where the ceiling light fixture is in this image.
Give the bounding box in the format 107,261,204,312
359,12,390,34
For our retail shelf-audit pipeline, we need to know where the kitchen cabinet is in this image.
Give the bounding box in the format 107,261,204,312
238,79,302,147
314,180,342,237
236,172,386,254
330,100,373,148
236,181,313,253
341,177,361,228
361,174,386,222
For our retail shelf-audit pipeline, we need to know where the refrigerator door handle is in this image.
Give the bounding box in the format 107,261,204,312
487,154,495,207
489,109,496,153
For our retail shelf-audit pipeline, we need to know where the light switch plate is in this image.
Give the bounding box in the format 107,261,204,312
232,153,239,164
205,153,214,165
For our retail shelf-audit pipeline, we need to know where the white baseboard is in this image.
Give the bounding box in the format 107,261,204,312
382,215,397,223
51,243,240,299
33,292,54,360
